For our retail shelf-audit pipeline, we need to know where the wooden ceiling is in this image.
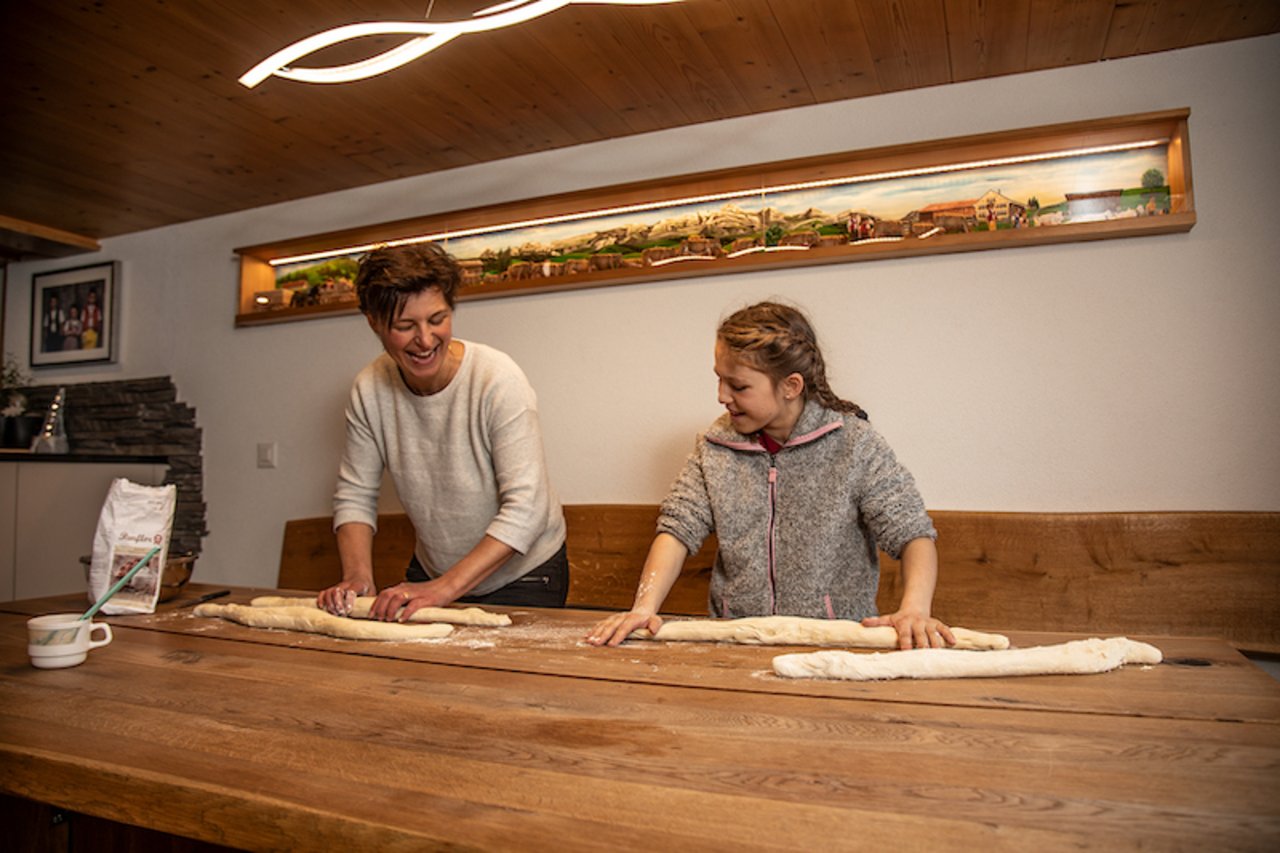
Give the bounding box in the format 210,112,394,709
2,0,1277,262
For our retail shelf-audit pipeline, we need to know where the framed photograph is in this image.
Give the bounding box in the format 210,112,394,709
31,261,119,367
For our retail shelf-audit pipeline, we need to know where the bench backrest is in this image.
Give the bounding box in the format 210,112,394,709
277,506,717,614
880,511,1279,653
279,508,1280,652
279,514,415,596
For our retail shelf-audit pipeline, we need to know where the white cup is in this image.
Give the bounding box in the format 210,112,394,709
27,613,113,669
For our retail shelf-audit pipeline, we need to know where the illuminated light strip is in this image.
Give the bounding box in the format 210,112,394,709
239,1,684,88
480,0,547,14
647,254,718,267
724,245,810,259
917,227,944,239
268,139,1167,267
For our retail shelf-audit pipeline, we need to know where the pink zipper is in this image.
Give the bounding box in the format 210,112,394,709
767,464,778,614
705,419,842,618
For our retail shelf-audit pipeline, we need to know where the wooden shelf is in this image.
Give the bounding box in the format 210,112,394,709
236,109,1195,327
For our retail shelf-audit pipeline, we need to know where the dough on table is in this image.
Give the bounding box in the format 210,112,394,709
772,637,1163,681
250,595,511,627
195,603,453,641
631,615,1009,650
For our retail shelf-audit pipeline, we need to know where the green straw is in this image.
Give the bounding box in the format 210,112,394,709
80,545,161,621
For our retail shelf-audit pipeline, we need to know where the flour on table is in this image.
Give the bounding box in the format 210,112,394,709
772,637,1163,681
631,615,1009,650
249,595,510,626
195,603,453,641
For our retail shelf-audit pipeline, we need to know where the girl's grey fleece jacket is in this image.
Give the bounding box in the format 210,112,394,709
657,399,936,621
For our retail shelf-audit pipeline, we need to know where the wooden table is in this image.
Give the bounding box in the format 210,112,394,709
2,585,1278,851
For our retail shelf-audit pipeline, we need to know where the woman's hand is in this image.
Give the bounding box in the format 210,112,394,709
317,579,373,616
862,609,955,650
367,579,458,621
586,610,664,647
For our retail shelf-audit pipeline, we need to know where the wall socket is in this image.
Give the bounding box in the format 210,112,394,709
256,442,278,469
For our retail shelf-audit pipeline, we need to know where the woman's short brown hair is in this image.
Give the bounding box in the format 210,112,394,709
355,243,462,329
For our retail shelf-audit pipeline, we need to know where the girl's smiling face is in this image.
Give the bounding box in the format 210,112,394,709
371,287,456,395
714,340,804,443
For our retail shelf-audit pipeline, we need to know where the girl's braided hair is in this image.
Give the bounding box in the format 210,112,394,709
717,301,868,420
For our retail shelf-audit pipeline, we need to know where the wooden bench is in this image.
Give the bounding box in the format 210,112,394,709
279,507,1280,653
279,506,718,616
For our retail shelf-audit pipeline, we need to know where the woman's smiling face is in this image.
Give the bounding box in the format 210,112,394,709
372,287,455,395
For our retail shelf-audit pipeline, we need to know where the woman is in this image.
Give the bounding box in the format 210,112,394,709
318,244,567,621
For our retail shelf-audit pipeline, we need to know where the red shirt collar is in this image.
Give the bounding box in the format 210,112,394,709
757,431,783,454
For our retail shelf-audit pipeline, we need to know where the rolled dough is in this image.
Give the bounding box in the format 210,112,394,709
631,615,1009,650
249,595,511,627
195,603,453,641
772,637,1163,681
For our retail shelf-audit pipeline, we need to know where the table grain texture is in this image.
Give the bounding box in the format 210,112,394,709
2,585,1277,851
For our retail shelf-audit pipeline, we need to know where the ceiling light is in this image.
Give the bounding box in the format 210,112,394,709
239,0,684,88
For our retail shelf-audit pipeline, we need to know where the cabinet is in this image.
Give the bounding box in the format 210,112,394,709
0,459,166,601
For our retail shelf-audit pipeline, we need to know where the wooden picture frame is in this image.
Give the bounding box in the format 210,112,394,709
31,261,119,367
235,109,1195,327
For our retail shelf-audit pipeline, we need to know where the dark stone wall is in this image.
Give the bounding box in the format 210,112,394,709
24,377,207,556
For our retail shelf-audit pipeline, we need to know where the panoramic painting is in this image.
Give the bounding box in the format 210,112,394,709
264,144,1174,310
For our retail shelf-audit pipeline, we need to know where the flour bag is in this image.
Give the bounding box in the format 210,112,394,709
87,478,177,615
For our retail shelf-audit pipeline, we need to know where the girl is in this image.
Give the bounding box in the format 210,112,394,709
587,301,954,650
61,305,84,350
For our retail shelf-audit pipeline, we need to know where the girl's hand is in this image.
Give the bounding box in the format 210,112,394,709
862,610,956,650
368,580,457,622
317,579,373,616
586,610,664,647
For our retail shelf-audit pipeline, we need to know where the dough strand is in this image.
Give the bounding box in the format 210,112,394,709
632,615,1009,650
250,595,511,626
773,637,1163,681
195,603,453,641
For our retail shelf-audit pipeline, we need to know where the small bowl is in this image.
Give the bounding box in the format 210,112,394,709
80,552,196,602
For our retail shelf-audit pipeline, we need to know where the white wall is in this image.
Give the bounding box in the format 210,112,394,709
7,35,1279,588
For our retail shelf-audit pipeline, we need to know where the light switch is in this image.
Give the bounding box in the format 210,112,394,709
257,442,278,469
